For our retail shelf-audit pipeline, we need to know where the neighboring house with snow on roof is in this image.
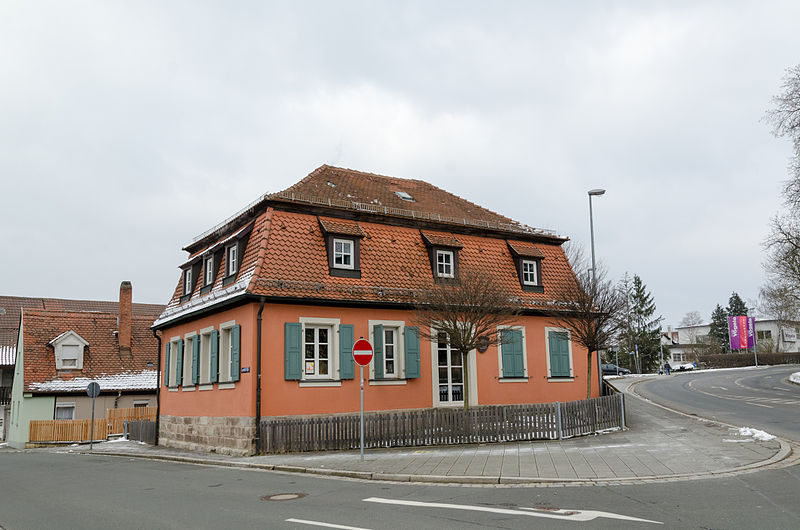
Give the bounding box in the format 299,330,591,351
6,282,164,447
153,165,596,456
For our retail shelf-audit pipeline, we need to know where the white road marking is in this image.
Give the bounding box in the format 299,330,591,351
286,518,371,530
712,386,728,390
746,402,773,409
363,497,662,524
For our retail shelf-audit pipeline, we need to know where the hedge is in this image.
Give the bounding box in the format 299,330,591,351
697,352,800,369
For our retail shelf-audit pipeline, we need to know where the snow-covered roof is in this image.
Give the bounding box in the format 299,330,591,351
28,370,157,393
0,345,15,366
153,270,253,328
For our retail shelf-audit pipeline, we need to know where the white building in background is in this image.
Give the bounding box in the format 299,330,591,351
668,319,800,364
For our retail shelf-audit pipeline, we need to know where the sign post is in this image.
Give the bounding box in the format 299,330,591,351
352,338,373,461
86,382,100,450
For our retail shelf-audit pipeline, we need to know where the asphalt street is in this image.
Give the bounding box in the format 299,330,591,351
0,450,799,529
633,365,800,442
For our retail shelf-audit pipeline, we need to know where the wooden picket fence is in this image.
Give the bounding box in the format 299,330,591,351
29,407,157,443
29,418,108,443
259,394,624,454
108,407,157,435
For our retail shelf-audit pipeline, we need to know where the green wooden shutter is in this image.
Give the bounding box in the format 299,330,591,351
373,324,384,379
549,331,570,377
284,322,302,380
501,329,524,378
210,330,219,383
404,326,420,378
163,342,171,387
231,325,241,382
176,339,184,386
191,337,200,384
339,324,355,380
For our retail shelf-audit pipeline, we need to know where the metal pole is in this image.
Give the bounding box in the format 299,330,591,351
556,402,563,440
659,340,664,373
588,193,603,394
619,392,626,429
360,364,364,461
90,395,96,451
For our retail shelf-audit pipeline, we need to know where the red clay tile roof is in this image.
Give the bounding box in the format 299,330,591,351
420,230,463,248
0,295,163,367
21,309,159,393
156,166,578,326
507,241,546,259
318,216,365,237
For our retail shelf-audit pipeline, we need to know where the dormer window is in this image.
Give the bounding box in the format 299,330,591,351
333,238,354,269
436,250,454,278
204,255,214,286
522,260,538,285
421,231,462,283
227,245,238,276
183,268,192,295
507,241,545,293
318,216,364,279
50,330,88,370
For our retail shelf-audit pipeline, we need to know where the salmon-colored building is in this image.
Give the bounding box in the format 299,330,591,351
153,166,597,456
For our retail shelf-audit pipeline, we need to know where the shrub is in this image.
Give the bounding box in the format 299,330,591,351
697,352,800,368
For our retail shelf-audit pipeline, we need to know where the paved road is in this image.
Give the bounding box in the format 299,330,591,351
634,365,800,442
1,450,799,529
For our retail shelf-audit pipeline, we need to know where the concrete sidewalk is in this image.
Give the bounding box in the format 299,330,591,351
25,378,795,486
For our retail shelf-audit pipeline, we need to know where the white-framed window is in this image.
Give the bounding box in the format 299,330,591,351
436,331,463,403
219,320,236,383
204,255,214,286
226,245,238,276
168,337,180,387
55,402,75,420
545,327,574,379
199,327,213,385
333,238,354,269
436,250,454,278
51,330,88,370
183,268,192,295
522,260,538,286
299,317,340,382
183,334,197,387
497,325,528,380
368,320,407,382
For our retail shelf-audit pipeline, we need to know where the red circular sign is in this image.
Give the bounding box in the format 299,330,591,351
353,338,373,366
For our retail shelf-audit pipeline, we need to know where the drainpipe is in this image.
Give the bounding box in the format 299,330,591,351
254,297,265,454
152,329,162,445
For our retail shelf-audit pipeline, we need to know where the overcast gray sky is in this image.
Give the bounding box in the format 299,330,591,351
2,1,799,327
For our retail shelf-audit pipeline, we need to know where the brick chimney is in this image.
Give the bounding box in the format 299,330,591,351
119,281,132,353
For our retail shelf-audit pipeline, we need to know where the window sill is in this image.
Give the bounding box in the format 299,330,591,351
181,386,196,391
547,377,574,382
369,379,407,386
498,377,529,383
180,293,192,303
222,274,238,286
167,387,179,392
200,285,213,295
198,384,213,391
299,380,342,388
217,382,236,390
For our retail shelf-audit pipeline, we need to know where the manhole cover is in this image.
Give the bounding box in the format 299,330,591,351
261,493,307,501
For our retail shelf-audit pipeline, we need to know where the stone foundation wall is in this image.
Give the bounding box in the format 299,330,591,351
159,415,255,456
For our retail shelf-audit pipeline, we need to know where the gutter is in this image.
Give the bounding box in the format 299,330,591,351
152,329,162,445
254,297,265,454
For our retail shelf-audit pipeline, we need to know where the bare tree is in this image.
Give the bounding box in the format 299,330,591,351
413,268,520,409
679,310,704,360
765,64,800,204
547,245,625,398
760,282,800,352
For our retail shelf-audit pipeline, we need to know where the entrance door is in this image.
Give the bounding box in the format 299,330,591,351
437,332,463,404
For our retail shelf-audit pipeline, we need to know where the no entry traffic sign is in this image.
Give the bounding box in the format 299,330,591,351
353,338,373,366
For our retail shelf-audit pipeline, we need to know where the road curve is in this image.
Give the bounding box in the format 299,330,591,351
633,365,800,442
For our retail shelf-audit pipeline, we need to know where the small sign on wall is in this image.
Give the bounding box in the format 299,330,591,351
241,366,250,373
305,361,315,375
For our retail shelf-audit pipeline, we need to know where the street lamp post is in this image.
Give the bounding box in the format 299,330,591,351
588,188,606,394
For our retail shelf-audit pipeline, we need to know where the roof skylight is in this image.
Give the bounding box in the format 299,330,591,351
395,191,415,202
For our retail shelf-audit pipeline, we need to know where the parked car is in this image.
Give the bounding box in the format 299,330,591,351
601,364,631,376
675,362,696,371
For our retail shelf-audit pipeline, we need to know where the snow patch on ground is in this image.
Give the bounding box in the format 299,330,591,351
737,427,776,441
789,372,800,385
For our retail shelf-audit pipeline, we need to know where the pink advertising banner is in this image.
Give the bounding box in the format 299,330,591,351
728,316,755,350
